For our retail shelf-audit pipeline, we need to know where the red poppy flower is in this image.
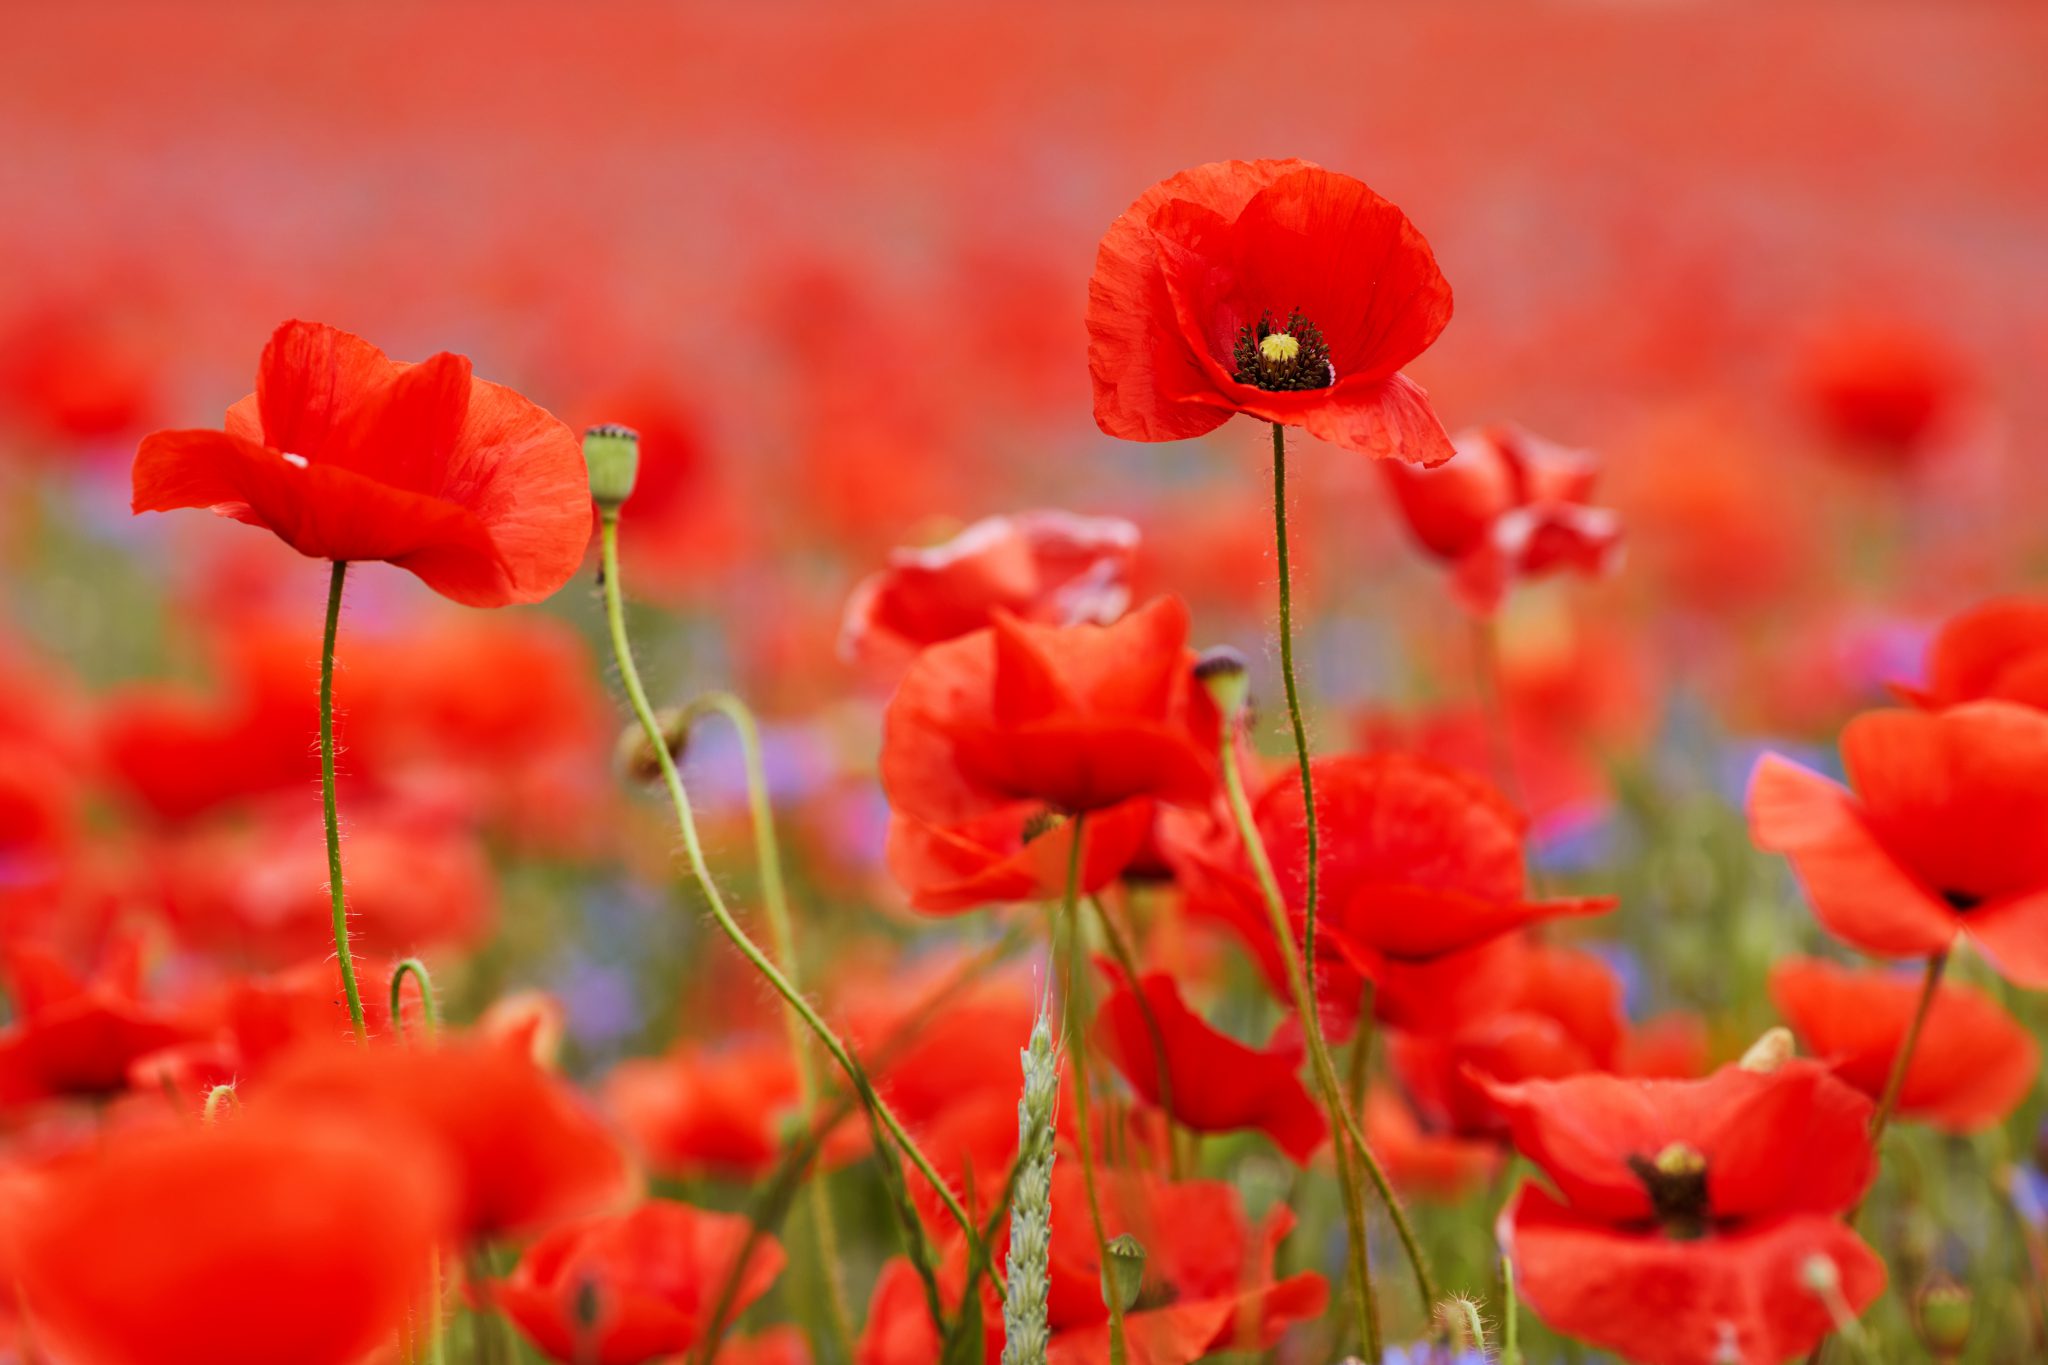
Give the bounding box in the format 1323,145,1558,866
1041,1167,1326,1365
1748,701,2048,985
880,596,1218,825
1794,316,1967,465
263,1038,633,1241
1093,966,1324,1163
604,1036,860,1182
492,1201,783,1365
1088,159,1454,463
1489,1061,1884,1365
1165,754,1610,1034
1390,943,1626,1138
1380,424,1622,613
1895,597,2048,712
885,799,1153,914
0,932,204,1106
1361,1088,1503,1203
155,799,493,964
842,510,1139,671
1769,956,2038,1134
13,1115,454,1365
131,320,589,606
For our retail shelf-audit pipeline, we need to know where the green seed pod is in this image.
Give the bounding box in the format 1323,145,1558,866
584,423,641,509
1100,1233,1146,1315
1913,1276,1972,1359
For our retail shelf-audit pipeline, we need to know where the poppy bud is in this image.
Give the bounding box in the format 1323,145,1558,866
1193,646,1250,719
1434,1294,1489,1353
1100,1232,1146,1313
1912,1276,1972,1359
584,423,641,510
1737,1025,1796,1073
614,707,689,785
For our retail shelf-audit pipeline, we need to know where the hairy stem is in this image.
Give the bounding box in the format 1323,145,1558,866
1270,421,1321,992
319,558,367,1040
682,690,857,1362
596,511,999,1296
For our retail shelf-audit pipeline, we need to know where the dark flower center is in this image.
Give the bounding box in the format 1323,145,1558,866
1943,888,1982,912
1232,309,1334,392
1627,1142,1710,1241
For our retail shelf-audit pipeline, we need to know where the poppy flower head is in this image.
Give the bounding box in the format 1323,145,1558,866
132,320,590,607
880,595,1219,825
1088,160,1455,462
1749,700,2048,984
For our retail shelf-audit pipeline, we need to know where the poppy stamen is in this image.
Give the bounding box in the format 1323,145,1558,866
1628,1141,1711,1241
1232,309,1335,392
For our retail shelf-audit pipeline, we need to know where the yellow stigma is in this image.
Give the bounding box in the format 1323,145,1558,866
1653,1142,1706,1177
1258,331,1300,364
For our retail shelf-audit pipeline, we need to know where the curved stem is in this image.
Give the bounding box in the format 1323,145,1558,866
390,958,440,1040
319,559,367,1040
680,689,857,1362
201,1083,238,1124
1088,893,1181,1180
1270,422,1321,993
596,511,1000,1297
1056,817,1127,1365
1219,711,1437,1334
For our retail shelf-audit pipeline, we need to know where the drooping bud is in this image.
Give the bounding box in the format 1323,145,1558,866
614,707,689,785
1912,1276,1972,1359
1100,1233,1146,1314
1193,645,1250,720
1738,1025,1796,1073
584,423,641,510
1434,1294,1489,1354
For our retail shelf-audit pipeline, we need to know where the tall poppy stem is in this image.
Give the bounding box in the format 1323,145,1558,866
319,558,368,1040
1055,816,1129,1365
679,690,857,1363
1270,422,1321,990
1807,947,1949,1365
1218,707,1442,1347
595,512,1002,1297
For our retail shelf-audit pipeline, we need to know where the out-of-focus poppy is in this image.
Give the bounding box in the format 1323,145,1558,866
1166,754,1610,1036
1087,159,1454,463
1093,966,1324,1163
1794,316,1967,466
1361,1088,1503,1203
1895,597,2048,712
1769,956,2038,1134
880,596,1218,825
1380,424,1622,613
263,1038,633,1241
0,302,157,446
1749,701,2048,985
884,800,1153,914
605,1036,856,1182
154,799,493,964
131,320,589,606
491,1201,783,1365
842,511,1139,671
1489,1061,1884,1365
13,1115,453,1365
0,932,203,1106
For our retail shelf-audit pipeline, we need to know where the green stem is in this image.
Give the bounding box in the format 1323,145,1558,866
1219,710,1438,1333
682,690,857,1364
390,958,439,1039
1500,1257,1522,1365
1088,893,1182,1180
596,511,1000,1297
1270,422,1321,992
1057,817,1127,1365
319,559,367,1041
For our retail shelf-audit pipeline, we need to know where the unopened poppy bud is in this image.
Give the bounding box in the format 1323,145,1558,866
1193,646,1250,719
615,707,689,784
1100,1233,1146,1313
1738,1025,1796,1073
584,423,641,509
1913,1276,1972,1358
1434,1294,1489,1353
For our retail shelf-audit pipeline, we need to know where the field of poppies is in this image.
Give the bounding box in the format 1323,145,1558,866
4,6,2047,1365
